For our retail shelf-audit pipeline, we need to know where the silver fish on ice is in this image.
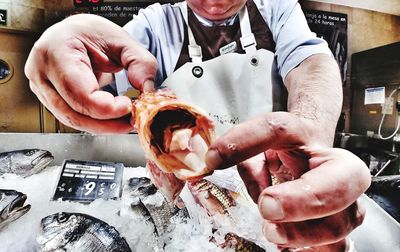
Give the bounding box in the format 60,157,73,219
0,149,54,177
127,177,189,236
0,189,31,230
37,212,132,252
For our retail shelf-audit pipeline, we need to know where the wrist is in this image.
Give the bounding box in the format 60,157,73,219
295,115,336,147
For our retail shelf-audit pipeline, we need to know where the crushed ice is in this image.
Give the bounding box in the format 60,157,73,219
0,166,278,252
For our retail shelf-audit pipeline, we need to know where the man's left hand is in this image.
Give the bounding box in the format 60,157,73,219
205,112,371,250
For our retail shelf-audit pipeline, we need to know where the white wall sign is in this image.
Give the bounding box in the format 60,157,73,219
365,87,385,104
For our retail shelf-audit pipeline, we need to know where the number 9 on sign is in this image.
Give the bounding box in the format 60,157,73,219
84,181,96,196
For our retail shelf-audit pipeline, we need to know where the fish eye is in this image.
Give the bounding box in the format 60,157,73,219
57,214,68,223
24,150,36,156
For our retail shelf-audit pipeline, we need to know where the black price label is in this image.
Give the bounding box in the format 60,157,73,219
0,9,7,25
53,160,124,202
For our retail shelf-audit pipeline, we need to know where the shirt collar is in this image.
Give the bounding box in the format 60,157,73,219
192,12,239,27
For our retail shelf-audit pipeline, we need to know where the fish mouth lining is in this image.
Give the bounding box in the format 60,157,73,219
150,109,196,153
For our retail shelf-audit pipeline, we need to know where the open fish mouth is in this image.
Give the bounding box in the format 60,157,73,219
133,89,215,180
0,191,31,229
28,151,54,176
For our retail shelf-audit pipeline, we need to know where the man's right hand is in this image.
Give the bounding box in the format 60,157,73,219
25,14,157,134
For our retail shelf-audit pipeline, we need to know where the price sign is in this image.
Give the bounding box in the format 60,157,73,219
53,160,124,202
0,9,7,25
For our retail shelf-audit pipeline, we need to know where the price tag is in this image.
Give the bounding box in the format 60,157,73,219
0,9,7,25
52,160,124,202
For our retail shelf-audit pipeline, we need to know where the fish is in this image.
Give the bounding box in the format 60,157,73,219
188,180,266,252
220,232,266,252
0,149,54,177
132,88,215,181
146,159,185,204
127,176,189,236
37,212,132,252
188,179,236,216
0,189,31,230
369,175,400,195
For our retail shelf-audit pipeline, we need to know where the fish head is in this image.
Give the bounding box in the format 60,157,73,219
0,190,31,229
128,177,158,197
37,212,84,251
9,149,54,176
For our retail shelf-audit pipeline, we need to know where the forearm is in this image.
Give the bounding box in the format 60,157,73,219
284,54,343,146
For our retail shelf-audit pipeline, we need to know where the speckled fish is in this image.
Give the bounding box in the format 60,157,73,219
127,176,189,236
221,232,266,252
37,212,131,252
0,189,31,230
188,180,266,252
132,88,215,181
0,149,53,177
188,179,236,216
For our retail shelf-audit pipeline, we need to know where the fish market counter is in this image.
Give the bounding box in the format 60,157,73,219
0,133,400,251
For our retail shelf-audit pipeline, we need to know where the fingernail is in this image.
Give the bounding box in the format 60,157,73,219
205,149,222,170
259,196,284,220
263,223,288,244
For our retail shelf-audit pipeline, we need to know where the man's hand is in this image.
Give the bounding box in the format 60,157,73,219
205,112,371,250
25,14,157,134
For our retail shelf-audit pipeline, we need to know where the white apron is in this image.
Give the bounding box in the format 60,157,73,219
163,2,285,192
164,2,284,136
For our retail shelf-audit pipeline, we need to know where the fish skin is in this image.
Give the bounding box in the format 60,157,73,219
0,189,31,230
222,233,266,252
37,212,132,252
127,177,189,236
0,149,54,177
188,179,236,216
146,160,185,204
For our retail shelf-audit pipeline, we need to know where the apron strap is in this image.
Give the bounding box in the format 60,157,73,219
177,2,203,64
177,2,257,64
239,5,258,63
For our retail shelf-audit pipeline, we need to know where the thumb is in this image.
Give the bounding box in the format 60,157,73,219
119,39,157,91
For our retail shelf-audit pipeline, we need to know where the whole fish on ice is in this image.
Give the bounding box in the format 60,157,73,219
0,149,54,177
0,189,31,230
127,176,189,236
37,212,132,252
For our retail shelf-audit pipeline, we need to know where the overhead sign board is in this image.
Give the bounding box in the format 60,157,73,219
0,9,7,26
73,0,103,7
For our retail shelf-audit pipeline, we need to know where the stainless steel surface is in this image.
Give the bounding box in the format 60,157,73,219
0,133,147,167
350,195,400,252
